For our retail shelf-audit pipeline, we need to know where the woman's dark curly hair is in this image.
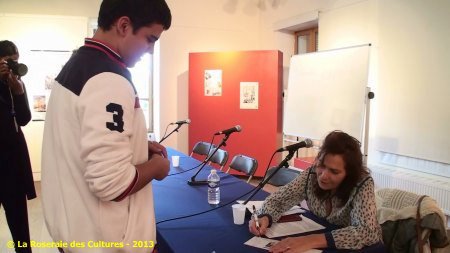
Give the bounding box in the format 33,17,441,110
312,130,369,205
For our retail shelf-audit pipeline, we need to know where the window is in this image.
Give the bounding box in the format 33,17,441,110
284,27,319,163
294,27,318,54
128,53,153,130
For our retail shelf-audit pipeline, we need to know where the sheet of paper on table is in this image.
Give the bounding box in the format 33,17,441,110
244,236,279,250
244,236,322,252
265,215,325,238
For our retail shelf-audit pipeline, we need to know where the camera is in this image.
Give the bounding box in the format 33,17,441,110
6,58,28,77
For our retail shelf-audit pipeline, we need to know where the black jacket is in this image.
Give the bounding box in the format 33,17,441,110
0,80,36,199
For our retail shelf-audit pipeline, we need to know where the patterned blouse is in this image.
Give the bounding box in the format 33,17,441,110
259,167,382,250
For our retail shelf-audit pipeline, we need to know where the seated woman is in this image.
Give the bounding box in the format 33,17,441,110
249,130,382,253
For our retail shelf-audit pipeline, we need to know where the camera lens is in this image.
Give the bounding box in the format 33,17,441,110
6,59,28,77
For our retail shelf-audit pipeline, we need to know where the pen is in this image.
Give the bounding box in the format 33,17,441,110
252,205,260,236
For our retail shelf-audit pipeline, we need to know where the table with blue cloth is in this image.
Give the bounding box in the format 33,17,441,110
153,148,385,253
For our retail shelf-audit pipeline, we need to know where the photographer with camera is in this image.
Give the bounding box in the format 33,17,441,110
0,40,35,253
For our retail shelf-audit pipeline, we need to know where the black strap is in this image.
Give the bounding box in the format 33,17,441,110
348,176,372,208
304,167,314,201
415,195,428,253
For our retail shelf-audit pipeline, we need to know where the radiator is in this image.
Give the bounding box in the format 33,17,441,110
370,164,450,216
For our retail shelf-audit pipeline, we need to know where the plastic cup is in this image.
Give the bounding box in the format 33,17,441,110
171,156,180,167
232,204,246,225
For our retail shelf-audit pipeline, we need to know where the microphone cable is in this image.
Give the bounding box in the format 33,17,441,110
156,178,255,225
160,123,171,143
167,135,216,176
156,151,278,225
262,151,277,179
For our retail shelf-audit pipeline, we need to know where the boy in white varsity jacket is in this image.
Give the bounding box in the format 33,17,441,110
41,1,172,252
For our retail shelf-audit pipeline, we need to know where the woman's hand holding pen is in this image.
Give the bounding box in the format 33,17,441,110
249,215,269,236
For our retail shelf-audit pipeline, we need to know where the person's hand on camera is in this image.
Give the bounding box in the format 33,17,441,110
0,59,10,77
249,215,270,236
0,58,24,95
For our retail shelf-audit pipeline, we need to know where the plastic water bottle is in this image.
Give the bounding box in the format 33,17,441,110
207,169,220,204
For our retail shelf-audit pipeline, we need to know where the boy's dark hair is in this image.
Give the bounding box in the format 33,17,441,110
313,130,369,204
97,0,171,32
0,40,18,58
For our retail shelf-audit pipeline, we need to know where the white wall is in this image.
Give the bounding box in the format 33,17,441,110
0,0,101,17
2,0,448,181
160,0,261,152
317,0,450,178
161,0,337,152
318,0,379,160
0,1,101,180
375,0,450,165
0,13,89,179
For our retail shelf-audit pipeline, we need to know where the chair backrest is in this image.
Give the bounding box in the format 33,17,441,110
375,188,449,253
207,148,229,170
190,141,216,157
264,167,301,187
226,154,258,183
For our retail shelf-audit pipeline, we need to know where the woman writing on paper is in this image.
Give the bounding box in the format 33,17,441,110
249,130,382,252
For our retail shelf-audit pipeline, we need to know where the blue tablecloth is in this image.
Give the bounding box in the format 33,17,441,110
153,149,385,253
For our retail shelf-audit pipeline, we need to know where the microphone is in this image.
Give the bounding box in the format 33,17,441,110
214,125,242,135
159,119,190,143
171,119,191,125
243,141,300,205
276,139,313,152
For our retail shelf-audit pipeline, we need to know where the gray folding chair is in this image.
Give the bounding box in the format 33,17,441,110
207,148,229,171
264,167,301,187
226,154,258,183
190,141,216,158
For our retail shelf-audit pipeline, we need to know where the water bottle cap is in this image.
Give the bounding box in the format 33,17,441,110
211,169,217,173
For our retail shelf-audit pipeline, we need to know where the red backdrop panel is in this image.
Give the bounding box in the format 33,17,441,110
188,51,283,177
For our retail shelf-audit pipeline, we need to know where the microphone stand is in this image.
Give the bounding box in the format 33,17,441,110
243,150,296,205
159,124,183,144
187,134,230,186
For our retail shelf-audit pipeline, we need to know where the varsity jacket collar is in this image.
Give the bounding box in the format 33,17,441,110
84,38,126,69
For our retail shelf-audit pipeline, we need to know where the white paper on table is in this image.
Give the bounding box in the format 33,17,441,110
303,249,322,253
244,237,322,253
265,215,325,238
237,200,304,215
244,236,279,250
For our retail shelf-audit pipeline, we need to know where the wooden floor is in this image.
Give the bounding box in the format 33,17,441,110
0,178,279,252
